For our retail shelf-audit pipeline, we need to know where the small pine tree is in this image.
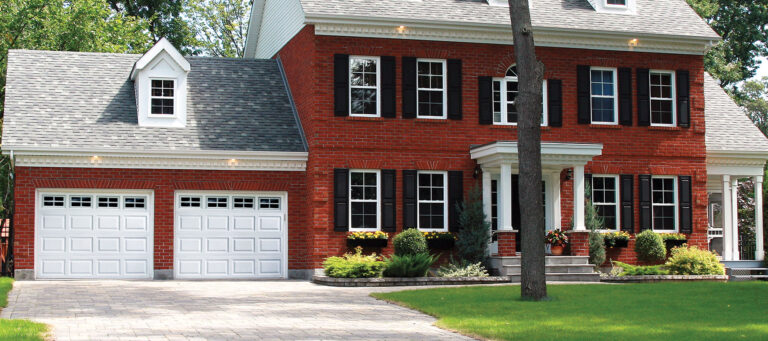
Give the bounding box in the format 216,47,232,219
456,186,490,265
585,185,606,267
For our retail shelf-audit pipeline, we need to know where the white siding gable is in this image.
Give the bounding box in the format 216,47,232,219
131,39,189,128
251,0,306,59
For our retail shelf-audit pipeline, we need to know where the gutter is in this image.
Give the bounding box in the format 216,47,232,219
2,146,309,161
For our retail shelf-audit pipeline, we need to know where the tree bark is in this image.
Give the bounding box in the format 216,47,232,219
508,0,547,300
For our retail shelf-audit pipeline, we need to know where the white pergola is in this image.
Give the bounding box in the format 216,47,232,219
471,141,603,233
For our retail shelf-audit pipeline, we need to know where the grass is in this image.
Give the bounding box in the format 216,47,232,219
372,282,768,341
0,278,48,341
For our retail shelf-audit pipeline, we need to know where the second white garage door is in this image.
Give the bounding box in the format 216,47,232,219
174,191,287,279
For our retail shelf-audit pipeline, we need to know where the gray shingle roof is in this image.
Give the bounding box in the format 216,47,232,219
2,49,307,153
704,73,768,153
299,0,719,39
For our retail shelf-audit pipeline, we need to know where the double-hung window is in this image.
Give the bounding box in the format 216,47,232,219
492,66,548,126
150,79,175,115
590,67,618,124
417,171,448,231
652,177,677,231
417,59,447,118
349,56,380,116
591,175,619,230
649,70,676,126
349,170,380,230
606,0,626,5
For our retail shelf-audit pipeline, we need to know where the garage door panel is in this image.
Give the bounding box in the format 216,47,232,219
178,260,202,275
179,216,202,231
232,238,255,252
42,238,66,252
98,238,120,252
124,238,148,252
70,260,93,275
206,216,229,230
205,260,229,275
206,238,229,252
179,238,202,253
42,216,66,230
97,216,120,230
97,260,120,275
233,216,255,231
258,216,282,231
70,237,93,252
41,260,66,275
258,238,281,253
124,216,147,230
232,260,256,275
259,260,281,276
70,216,94,230
124,259,149,276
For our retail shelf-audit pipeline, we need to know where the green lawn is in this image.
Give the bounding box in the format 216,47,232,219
372,282,768,341
0,278,48,341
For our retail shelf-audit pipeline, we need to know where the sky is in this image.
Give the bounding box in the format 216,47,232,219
756,56,768,80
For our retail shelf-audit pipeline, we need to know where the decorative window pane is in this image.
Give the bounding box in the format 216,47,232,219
349,57,379,116
591,176,619,229
43,196,65,207
180,197,201,208
207,197,228,208
350,171,379,229
259,198,280,209
124,197,146,208
491,180,498,232
70,196,92,207
590,69,617,124
650,71,675,125
652,178,676,231
150,79,175,115
417,60,446,118
492,65,547,125
98,197,119,208
234,197,255,208
417,172,446,230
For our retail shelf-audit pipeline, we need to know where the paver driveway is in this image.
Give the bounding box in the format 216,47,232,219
1,280,473,341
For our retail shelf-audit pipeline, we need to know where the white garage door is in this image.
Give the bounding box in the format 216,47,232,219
36,190,154,279
174,191,287,279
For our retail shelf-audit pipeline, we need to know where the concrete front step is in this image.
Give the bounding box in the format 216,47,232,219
508,272,601,282
490,256,591,267
501,264,596,275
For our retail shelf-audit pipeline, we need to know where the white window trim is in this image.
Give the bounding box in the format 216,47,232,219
349,169,381,231
590,67,619,125
591,175,620,231
417,170,449,232
205,196,229,209
348,56,381,117
491,78,549,126
148,78,177,118
416,58,448,119
651,176,679,233
604,0,627,8
649,70,677,127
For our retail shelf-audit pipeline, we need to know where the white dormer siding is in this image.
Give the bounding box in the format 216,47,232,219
587,0,637,15
130,38,190,128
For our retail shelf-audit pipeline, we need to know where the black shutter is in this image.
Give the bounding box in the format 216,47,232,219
333,169,349,231
381,170,397,232
577,65,591,124
334,54,349,117
448,171,464,232
447,59,463,120
547,79,563,127
619,67,633,126
677,70,690,128
638,174,652,231
511,175,520,230
637,68,650,126
478,76,493,125
402,57,417,119
620,174,634,233
381,56,397,118
402,170,417,229
678,175,693,234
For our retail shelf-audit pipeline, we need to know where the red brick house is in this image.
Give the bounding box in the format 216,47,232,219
3,0,767,280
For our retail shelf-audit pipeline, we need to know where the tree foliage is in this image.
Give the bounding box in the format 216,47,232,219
456,187,490,265
187,0,252,58
107,0,199,54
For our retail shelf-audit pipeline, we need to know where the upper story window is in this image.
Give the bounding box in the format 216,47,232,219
652,177,677,232
587,0,635,14
417,59,447,119
650,70,676,126
349,56,380,116
492,65,548,126
606,0,626,6
349,170,380,230
417,171,448,231
591,175,619,230
590,67,618,124
150,80,175,116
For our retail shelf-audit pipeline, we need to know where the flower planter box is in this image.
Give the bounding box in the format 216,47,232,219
346,239,388,248
604,239,629,248
427,238,455,250
664,240,687,249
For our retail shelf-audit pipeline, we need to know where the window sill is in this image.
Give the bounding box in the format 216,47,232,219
589,124,621,129
648,126,682,131
414,118,449,124
490,125,551,131
346,116,385,122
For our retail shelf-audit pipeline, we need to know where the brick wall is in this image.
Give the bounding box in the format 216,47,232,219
13,167,309,271
278,25,709,267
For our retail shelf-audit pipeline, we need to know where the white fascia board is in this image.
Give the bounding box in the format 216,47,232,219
707,149,768,159
471,141,604,160
3,146,308,160
131,38,190,80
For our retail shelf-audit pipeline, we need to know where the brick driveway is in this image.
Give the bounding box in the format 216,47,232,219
1,280,473,341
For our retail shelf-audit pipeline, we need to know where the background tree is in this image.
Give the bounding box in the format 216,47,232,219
508,0,547,300
734,77,768,136
107,0,199,54
187,0,252,58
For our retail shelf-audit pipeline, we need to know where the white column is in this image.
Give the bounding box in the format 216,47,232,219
549,172,562,230
731,177,740,261
573,165,586,231
501,162,514,231
722,175,733,260
756,176,764,261
482,169,493,227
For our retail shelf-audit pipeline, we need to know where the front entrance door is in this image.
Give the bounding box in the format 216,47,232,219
490,176,547,253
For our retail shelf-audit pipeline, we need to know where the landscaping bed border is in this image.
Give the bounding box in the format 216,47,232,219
313,275,510,287
601,275,728,283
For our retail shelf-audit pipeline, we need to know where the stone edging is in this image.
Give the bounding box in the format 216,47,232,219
600,275,729,283
312,275,510,287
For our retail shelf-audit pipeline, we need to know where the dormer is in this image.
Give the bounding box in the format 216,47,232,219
586,0,637,15
130,38,190,128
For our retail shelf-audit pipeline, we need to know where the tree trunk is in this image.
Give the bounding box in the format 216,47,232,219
508,0,547,300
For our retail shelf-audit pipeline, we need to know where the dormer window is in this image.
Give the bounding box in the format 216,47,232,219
587,0,635,14
130,38,190,128
606,0,626,6
150,80,175,116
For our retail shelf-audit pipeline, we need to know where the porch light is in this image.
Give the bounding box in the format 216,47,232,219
228,159,238,166
565,168,573,181
90,156,101,163
397,25,407,33
629,38,639,47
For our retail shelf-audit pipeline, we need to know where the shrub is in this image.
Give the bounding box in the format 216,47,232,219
322,247,385,278
588,230,606,266
347,231,389,240
659,233,687,241
635,230,666,262
456,187,490,265
437,261,489,278
665,246,725,275
382,253,437,277
611,261,669,276
393,228,427,256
